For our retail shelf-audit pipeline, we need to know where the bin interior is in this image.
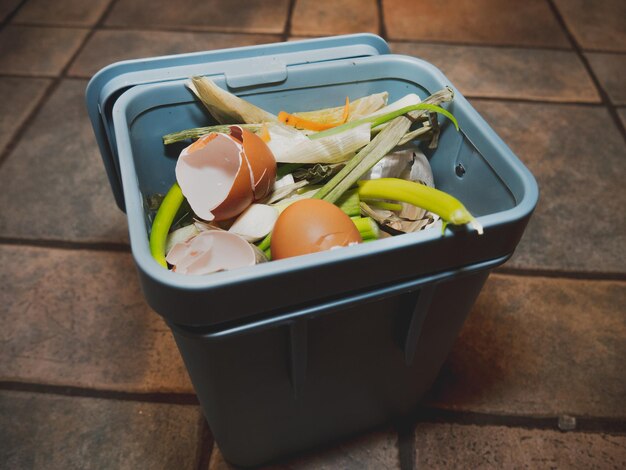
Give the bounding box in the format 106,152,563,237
118,56,518,235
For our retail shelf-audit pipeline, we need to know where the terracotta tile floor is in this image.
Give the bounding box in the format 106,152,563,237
1,0,625,468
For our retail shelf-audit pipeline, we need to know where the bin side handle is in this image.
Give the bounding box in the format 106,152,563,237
404,283,437,366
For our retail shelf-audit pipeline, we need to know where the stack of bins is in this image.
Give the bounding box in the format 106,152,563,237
86,34,538,467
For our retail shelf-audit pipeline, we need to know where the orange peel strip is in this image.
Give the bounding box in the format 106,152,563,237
278,97,351,131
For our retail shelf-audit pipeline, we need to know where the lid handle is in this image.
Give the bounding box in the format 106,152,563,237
224,56,287,88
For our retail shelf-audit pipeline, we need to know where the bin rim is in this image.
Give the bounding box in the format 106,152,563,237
167,253,511,340
110,53,538,293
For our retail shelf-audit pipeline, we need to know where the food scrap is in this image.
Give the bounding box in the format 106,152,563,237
151,76,482,275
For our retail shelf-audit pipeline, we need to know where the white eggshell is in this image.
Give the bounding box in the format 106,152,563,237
166,231,256,275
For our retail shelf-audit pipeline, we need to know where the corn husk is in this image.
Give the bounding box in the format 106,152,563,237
188,76,277,124
291,92,388,124
266,122,371,164
273,173,295,189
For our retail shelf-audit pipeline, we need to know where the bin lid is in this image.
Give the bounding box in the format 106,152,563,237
85,34,390,211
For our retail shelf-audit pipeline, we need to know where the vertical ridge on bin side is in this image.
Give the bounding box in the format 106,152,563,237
289,319,308,398
405,283,437,366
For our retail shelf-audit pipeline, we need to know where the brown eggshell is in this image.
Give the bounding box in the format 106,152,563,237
176,133,240,221
211,148,254,221
271,199,362,260
230,125,276,200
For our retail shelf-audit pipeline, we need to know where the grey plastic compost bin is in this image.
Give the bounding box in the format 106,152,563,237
86,34,538,467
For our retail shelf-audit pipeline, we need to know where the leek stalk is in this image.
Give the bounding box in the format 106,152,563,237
257,233,271,251
336,189,360,217
352,216,380,241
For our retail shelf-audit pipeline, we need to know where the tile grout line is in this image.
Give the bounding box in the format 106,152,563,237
281,0,297,42
0,0,120,171
3,379,625,435
494,266,626,282
291,33,572,53
396,421,417,470
195,418,214,470
10,20,626,56
414,406,626,435
466,96,603,106
384,37,626,54
0,0,28,30
93,0,121,29
58,0,122,79
0,380,199,405
0,237,130,253
8,21,289,37
3,21,92,30
0,79,60,169
545,0,626,141
376,0,388,41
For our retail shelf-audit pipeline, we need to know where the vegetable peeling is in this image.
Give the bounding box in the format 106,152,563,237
151,76,482,274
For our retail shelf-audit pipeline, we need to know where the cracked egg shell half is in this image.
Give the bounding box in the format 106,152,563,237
271,199,362,260
166,230,257,275
175,126,276,221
